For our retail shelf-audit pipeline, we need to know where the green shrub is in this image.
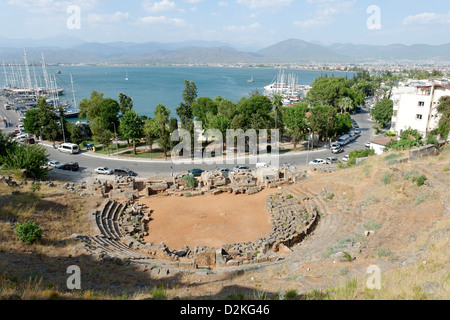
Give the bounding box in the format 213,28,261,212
382,173,393,185
363,220,382,231
416,175,427,186
284,289,299,300
15,221,43,244
151,285,167,300
349,149,375,159
347,158,357,167
181,174,197,188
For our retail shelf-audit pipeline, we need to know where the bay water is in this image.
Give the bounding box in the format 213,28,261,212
2,65,354,119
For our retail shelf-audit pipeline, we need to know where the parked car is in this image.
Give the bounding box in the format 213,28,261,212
330,143,341,150
326,157,338,164
365,142,371,148
216,168,230,173
95,167,114,175
25,138,35,144
332,147,345,154
114,167,136,177
256,162,270,168
342,155,349,162
233,165,251,172
354,129,361,135
309,159,327,165
188,169,204,177
47,160,61,168
57,162,79,171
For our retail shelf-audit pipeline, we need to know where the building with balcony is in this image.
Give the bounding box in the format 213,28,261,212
390,78,450,139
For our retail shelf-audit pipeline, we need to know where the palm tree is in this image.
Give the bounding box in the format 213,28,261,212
272,93,283,130
338,97,354,114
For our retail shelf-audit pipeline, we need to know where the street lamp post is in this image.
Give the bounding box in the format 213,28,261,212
306,128,311,166
112,122,119,159
40,126,44,144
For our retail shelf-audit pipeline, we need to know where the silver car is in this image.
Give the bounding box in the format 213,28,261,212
95,167,114,175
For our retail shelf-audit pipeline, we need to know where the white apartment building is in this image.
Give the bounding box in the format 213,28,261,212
390,78,450,138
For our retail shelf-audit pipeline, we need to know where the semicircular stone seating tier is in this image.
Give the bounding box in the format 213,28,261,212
76,200,155,263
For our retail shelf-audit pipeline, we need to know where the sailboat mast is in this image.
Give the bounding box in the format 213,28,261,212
23,49,32,89
2,60,8,88
41,52,49,90
70,73,77,108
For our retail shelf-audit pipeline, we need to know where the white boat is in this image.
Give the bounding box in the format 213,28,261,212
247,77,254,83
125,70,129,81
264,70,311,105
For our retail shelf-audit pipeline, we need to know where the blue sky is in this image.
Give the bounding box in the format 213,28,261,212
0,0,449,49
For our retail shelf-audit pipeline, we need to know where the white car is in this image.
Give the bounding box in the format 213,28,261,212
47,160,61,168
342,155,349,162
95,167,114,175
309,159,327,165
233,165,251,172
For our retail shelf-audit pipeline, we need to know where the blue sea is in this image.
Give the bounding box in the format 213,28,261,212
2,65,354,119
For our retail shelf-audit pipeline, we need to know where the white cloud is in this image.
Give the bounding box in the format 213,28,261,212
293,0,355,29
223,22,260,32
183,0,204,3
142,0,176,13
7,0,97,14
138,15,186,27
88,12,130,23
402,12,450,25
236,0,293,9
218,1,229,6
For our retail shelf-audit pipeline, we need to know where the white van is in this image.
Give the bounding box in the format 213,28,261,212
338,134,351,146
58,143,80,154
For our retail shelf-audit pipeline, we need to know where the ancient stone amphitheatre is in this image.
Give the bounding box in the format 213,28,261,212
1,144,449,300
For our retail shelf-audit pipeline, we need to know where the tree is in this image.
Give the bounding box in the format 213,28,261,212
119,110,144,155
307,76,352,108
0,144,49,179
143,118,158,153
272,94,283,130
90,120,113,155
23,108,41,136
338,97,354,114
335,113,353,136
370,98,394,128
307,105,337,143
436,96,450,140
209,114,230,139
118,93,134,115
192,97,218,129
0,131,15,160
97,98,120,133
68,123,83,146
236,95,273,130
78,91,104,120
216,98,236,121
154,104,171,160
35,98,59,142
282,102,308,148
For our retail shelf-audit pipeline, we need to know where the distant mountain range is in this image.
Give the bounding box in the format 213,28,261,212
1,37,449,65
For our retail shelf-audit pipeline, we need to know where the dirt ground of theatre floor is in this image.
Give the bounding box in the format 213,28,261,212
141,188,277,250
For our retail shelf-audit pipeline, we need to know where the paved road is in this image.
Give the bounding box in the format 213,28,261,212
1,94,377,179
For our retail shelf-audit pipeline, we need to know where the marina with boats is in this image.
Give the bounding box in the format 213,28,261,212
1,50,80,119
264,69,311,105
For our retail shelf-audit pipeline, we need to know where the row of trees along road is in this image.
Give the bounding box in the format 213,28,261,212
23,70,395,160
